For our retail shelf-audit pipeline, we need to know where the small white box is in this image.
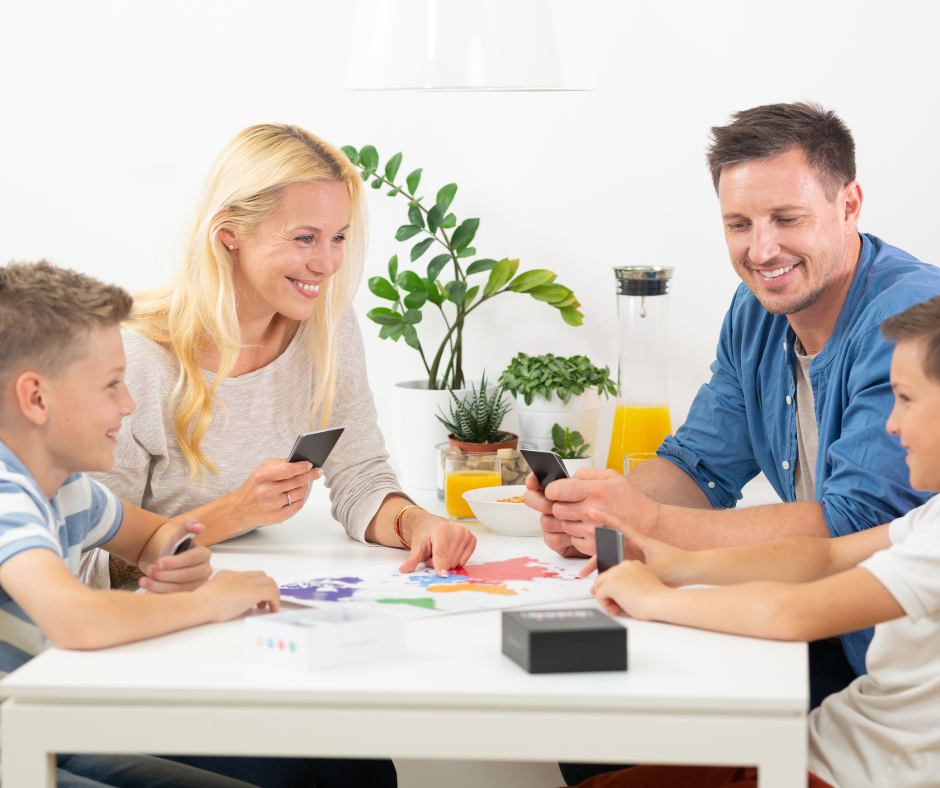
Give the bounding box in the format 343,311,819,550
245,607,406,670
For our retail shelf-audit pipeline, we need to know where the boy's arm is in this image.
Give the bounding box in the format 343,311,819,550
595,561,903,642
0,547,279,650
100,502,178,570
582,510,892,586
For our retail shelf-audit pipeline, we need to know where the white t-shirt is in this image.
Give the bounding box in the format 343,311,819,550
808,493,940,787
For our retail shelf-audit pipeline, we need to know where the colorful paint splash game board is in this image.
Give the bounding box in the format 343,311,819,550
277,550,593,618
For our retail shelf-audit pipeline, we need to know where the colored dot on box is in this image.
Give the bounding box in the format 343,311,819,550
289,642,296,652
266,638,274,648
278,640,285,650
255,636,262,647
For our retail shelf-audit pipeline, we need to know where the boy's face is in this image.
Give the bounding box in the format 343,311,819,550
887,339,940,492
45,325,135,474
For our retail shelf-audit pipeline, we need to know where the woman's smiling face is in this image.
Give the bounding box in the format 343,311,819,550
226,180,350,322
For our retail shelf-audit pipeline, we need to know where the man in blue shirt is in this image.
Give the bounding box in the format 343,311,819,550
526,102,940,708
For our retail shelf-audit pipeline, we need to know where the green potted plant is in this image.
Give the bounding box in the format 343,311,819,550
436,375,517,452
551,423,594,473
341,144,584,488
499,353,616,452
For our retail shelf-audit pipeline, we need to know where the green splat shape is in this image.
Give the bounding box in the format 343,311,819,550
376,598,437,610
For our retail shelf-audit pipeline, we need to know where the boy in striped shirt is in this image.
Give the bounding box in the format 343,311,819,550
0,261,278,788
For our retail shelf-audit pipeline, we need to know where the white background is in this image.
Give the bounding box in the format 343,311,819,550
1,2,939,784
3,0,939,472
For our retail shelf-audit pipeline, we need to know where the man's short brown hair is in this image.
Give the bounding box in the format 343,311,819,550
706,101,856,200
0,261,133,385
882,297,940,382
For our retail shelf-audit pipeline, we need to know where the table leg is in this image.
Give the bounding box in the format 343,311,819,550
755,718,806,788
1,699,56,788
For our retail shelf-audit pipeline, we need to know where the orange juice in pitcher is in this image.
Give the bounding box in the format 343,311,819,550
609,267,674,473
606,404,672,471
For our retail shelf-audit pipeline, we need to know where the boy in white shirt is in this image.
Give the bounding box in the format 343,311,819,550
576,295,940,787
0,261,279,788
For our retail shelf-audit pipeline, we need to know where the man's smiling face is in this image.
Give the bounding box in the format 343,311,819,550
718,147,853,316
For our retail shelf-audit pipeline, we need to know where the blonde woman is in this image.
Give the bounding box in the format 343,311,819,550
82,124,477,788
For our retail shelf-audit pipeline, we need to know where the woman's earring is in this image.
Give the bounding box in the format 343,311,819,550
228,245,234,250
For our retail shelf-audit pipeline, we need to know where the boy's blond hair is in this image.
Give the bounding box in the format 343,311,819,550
0,261,133,389
882,296,940,382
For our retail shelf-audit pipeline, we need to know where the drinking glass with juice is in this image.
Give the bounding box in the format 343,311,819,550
445,456,501,521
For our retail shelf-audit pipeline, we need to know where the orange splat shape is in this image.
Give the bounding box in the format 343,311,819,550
427,583,517,595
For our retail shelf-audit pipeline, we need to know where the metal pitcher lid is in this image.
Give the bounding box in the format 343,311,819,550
613,266,673,296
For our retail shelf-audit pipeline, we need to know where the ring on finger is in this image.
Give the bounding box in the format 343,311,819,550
287,492,292,506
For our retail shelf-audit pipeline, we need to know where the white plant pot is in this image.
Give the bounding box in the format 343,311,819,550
391,380,480,490
562,455,594,476
515,390,600,453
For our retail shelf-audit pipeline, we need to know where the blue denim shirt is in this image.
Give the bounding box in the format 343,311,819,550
659,233,940,675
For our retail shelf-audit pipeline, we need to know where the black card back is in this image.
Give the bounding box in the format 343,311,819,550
520,449,570,489
595,526,625,574
287,427,345,468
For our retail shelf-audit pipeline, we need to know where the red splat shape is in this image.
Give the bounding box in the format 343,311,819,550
452,557,565,584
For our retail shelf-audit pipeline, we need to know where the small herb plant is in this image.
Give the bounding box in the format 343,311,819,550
552,424,591,459
499,353,617,406
340,144,584,391
436,373,513,444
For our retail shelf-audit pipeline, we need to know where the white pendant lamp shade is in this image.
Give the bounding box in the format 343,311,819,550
346,0,593,91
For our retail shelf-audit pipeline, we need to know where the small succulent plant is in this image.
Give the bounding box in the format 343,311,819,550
436,373,513,444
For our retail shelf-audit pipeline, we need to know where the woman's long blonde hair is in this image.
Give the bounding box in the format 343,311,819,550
133,124,367,480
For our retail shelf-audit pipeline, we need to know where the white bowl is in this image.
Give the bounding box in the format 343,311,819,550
461,485,543,537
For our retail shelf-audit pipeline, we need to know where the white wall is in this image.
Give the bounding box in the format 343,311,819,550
2,0,939,469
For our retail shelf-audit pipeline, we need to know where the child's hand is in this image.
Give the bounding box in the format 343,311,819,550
140,518,212,594
579,509,696,586
592,559,670,620
196,570,281,622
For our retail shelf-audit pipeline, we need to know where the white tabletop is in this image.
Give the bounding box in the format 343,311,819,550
1,482,807,717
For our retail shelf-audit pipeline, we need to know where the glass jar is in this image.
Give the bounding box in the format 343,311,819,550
444,456,501,521
606,266,674,472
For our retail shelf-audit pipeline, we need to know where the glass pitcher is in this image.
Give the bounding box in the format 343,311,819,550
606,266,674,472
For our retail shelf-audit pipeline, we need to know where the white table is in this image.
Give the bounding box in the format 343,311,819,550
0,483,808,788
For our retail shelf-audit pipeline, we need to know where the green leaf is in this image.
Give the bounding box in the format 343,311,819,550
370,177,383,189
427,203,445,234
411,237,435,262
440,213,457,229
387,255,399,282
508,269,556,292
464,285,480,306
385,152,402,182
552,423,566,448
390,329,403,342
408,205,425,229
368,276,398,301
395,224,422,242
404,290,428,309
457,247,476,258
450,218,479,252
386,187,401,196
466,258,497,276
445,280,467,305
483,258,513,297
407,198,424,206
340,145,360,166
508,258,520,275
360,168,373,182
402,323,421,351
560,306,584,326
359,145,379,170
422,277,444,305
427,253,451,282
406,168,422,195
435,183,458,213
396,270,424,292
379,321,405,339
403,309,423,325
529,284,572,303
554,294,579,308
367,308,404,326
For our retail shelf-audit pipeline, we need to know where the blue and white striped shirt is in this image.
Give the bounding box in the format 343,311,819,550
0,440,122,676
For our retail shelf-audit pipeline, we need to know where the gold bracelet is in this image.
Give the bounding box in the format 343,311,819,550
394,504,423,549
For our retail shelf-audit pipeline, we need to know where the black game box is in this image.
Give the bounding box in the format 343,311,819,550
501,609,628,674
